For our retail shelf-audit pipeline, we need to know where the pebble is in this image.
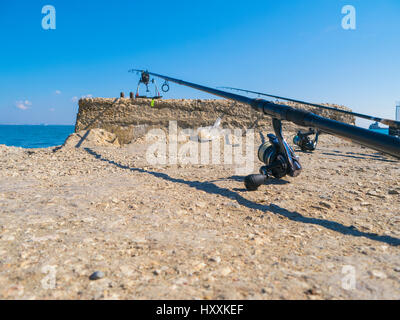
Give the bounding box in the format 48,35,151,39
319,201,333,209
209,256,221,263
366,191,386,199
370,270,387,279
196,201,207,208
226,201,240,209
360,202,371,207
89,271,105,280
219,267,232,276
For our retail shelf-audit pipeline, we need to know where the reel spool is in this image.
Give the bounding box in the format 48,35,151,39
293,128,319,152
257,134,288,179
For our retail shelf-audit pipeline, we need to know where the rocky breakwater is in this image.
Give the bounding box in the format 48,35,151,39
75,98,355,145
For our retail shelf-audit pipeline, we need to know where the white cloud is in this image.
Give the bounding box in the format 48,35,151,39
72,94,92,102
15,100,31,110
55,90,62,95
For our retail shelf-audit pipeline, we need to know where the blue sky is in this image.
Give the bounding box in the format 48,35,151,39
0,0,399,126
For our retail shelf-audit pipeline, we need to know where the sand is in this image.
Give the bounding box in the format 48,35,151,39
0,133,399,299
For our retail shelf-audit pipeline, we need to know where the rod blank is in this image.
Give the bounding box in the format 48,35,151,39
132,69,400,159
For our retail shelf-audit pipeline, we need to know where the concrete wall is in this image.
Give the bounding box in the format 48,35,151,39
75,98,355,144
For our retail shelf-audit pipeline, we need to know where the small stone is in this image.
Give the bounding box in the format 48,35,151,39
193,262,206,271
319,201,332,209
366,191,386,199
360,202,371,207
226,201,240,209
252,237,263,245
209,256,221,263
220,267,232,276
305,287,321,296
388,189,399,195
196,201,207,208
120,265,134,276
394,267,400,272
89,271,104,280
153,269,161,276
370,270,386,279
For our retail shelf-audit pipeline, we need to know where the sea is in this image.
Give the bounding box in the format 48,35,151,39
0,125,75,149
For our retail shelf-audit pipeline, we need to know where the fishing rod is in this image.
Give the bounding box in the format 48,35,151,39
219,86,400,152
218,86,400,129
130,69,400,191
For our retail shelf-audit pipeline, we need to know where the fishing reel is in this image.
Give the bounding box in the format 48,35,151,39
132,71,162,99
244,119,302,191
293,128,320,152
140,71,150,87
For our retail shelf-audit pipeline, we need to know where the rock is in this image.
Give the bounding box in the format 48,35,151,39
196,201,207,208
63,129,120,148
219,267,232,276
360,202,371,207
305,287,321,296
388,189,399,195
319,201,333,209
153,269,161,276
193,262,206,271
209,256,221,264
89,271,105,280
226,201,240,209
366,191,386,199
370,270,387,279
120,265,134,276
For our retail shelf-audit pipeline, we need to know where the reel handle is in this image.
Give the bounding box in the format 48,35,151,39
244,174,268,191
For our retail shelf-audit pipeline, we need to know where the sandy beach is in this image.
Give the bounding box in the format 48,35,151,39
0,133,399,299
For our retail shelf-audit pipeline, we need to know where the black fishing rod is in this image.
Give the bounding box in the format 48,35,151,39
130,69,400,190
219,86,400,129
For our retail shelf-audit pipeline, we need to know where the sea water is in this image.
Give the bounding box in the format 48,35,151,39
0,125,75,148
